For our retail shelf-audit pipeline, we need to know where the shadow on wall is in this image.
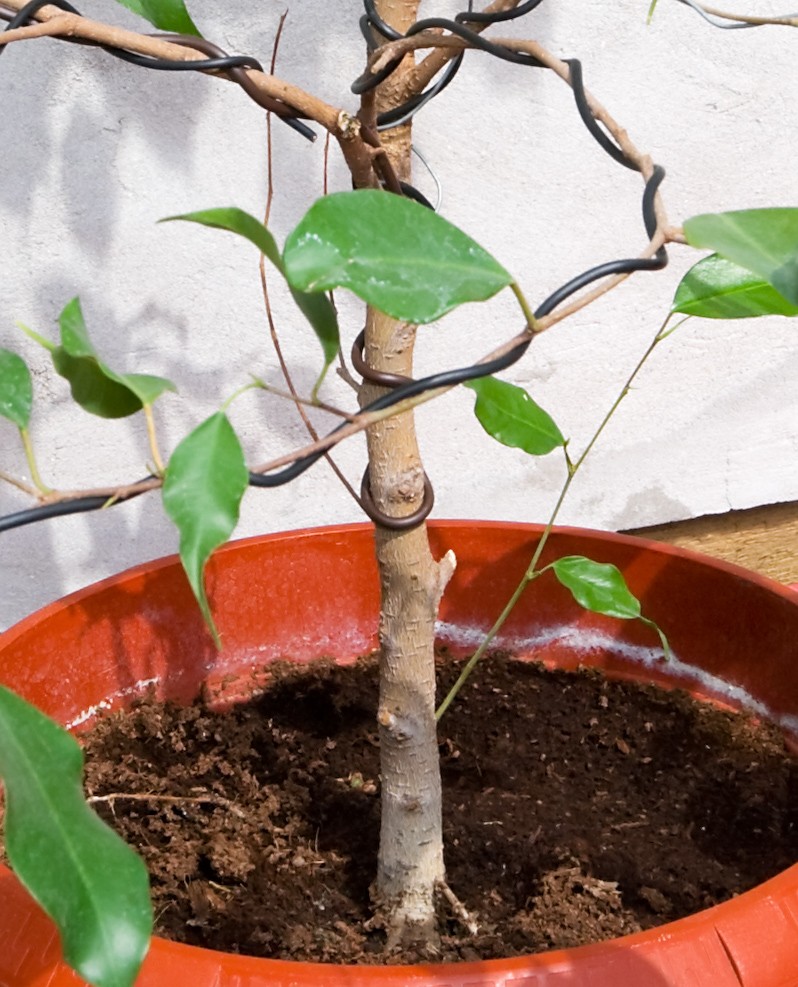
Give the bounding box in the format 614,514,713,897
0,32,206,221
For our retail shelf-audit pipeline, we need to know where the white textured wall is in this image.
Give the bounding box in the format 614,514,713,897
1,0,796,628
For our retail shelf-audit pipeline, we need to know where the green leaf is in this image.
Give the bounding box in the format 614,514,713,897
684,208,798,306
464,376,564,456
283,190,514,323
287,287,339,380
646,0,660,23
163,208,340,381
673,254,798,319
162,412,248,645
550,556,671,656
111,0,201,35
0,685,151,987
551,556,642,619
164,207,283,267
48,299,175,418
0,348,33,428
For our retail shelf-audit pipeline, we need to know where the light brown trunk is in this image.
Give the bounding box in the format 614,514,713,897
361,0,453,948
361,311,450,945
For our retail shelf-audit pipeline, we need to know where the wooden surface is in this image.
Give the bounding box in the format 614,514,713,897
626,501,798,587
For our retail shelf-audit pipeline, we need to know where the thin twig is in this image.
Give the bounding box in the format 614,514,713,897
258,14,362,508
684,2,797,26
256,380,354,419
87,790,246,819
0,470,37,496
436,879,479,935
39,476,161,505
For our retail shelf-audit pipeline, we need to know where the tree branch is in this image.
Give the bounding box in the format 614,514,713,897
0,0,343,131
395,0,525,102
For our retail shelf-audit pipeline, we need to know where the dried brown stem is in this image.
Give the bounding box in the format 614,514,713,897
687,3,797,27
87,790,246,819
259,12,361,508
436,879,479,936
38,476,161,505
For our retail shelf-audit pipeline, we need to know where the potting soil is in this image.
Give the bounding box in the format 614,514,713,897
31,655,798,962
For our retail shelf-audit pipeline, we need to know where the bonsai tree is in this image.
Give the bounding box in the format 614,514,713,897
0,1,796,985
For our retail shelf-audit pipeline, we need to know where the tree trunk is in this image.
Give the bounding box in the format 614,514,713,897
360,0,454,949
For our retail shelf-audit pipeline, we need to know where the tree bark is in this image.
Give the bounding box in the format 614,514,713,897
361,0,454,948
362,311,453,946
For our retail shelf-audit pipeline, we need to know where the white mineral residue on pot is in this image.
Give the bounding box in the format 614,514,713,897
66,676,160,729
232,629,378,663
435,621,778,724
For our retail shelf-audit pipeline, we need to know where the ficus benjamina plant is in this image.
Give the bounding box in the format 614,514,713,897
0,1,797,985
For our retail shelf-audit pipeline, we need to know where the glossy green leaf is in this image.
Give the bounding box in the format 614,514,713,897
164,207,283,268
673,254,798,319
164,208,339,378
550,556,671,655
684,208,798,305
551,556,641,619
48,299,175,418
464,376,564,456
287,288,339,378
162,412,248,645
283,190,514,323
0,349,33,428
0,685,151,987
111,0,200,35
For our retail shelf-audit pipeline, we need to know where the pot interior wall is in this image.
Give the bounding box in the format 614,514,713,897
2,522,797,736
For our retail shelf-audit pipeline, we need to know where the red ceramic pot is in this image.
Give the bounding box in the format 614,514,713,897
2,521,797,987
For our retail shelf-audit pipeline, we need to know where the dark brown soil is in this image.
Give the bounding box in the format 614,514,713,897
64,656,798,962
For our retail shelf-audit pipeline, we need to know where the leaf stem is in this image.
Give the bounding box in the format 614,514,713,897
510,282,541,335
221,381,260,412
436,311,674,719
16,322,55,351
19,427,52,495
435,569,542,721
143,404,165,476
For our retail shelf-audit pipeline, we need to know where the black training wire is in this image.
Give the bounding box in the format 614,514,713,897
360,1,470,130
0,0,315,139
1,0,671,533
361,0,403,43
109,47,263,74
376,55,464,129
0,152,667,528
353,16,545,93
356,5,632,170
0,0,77,43
0,477,155,534
564,60,636,170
